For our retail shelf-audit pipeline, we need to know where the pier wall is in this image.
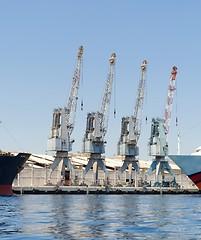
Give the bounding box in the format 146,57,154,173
13,166,197,189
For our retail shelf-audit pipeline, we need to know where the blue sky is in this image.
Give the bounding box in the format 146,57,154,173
0,1,201,160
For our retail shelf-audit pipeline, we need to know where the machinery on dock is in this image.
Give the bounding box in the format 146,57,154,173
82,53,116,185
145,66,178,187
117,60,148,186
47,46,84,183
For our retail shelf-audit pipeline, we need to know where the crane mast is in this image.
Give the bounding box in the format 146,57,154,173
117,60,148,186
82,53,116,185
47,46,84,183
145,66,178,187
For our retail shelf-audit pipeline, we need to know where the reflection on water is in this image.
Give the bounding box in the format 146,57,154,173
0,194,201,239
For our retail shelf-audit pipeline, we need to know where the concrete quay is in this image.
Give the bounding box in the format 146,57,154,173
13,185,201,195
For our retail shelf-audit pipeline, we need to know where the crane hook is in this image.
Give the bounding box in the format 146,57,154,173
81,100,84,111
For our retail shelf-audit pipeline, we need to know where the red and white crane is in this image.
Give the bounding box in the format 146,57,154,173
145,66,178,187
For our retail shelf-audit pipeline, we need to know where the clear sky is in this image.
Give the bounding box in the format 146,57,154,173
0,1,201,161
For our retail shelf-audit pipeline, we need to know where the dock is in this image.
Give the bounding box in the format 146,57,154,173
12,154,199,194
13,185,201,195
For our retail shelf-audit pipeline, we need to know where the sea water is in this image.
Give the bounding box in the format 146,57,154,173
0,194,201,239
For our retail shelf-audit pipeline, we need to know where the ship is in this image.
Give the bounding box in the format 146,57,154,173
169,146,201,190
0,152,31,195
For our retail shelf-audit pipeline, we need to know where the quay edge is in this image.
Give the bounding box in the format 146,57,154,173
13,186,201,195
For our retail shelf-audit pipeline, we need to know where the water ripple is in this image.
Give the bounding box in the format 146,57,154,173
0,194,201,239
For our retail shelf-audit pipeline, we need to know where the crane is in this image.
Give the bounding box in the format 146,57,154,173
117,60,148,186
47,46,84,184
82,52,116,185
145,66,178,187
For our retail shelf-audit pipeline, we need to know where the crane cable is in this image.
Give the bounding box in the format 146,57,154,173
113,64,116,118
175,72,178,127
145,67,148,124
0,121,24,151
81,55,84,111
175,69,180,154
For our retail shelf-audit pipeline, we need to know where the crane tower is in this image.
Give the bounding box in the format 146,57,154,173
145,66,178,187
47,46,84,183
117,60,148,186
82,53,116,185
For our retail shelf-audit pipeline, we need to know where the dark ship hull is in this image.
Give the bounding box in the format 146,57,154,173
0,152,31,195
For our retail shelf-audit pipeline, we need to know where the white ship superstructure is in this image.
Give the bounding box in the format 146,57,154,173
169,147,201,190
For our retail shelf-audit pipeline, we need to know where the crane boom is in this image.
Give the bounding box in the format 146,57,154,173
133,60,148,143
163,66,177,135
100,53,116,137
65,46,84,136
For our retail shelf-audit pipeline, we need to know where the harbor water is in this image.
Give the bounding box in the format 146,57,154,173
0,194,201,239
